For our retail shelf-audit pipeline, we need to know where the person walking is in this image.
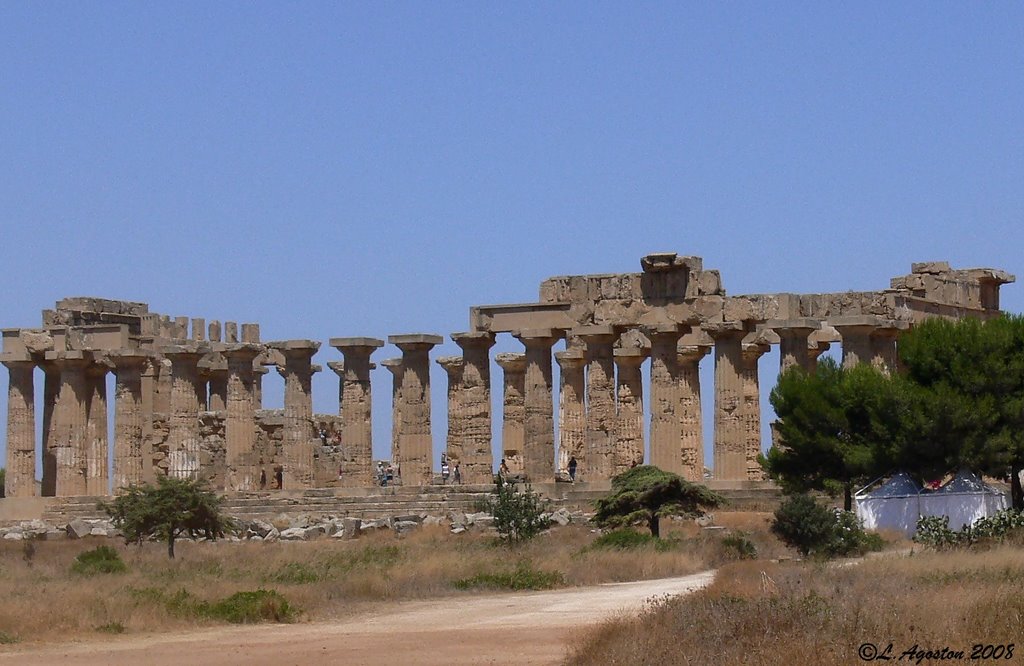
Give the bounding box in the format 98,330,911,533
453,463,462,485
568,456,578,482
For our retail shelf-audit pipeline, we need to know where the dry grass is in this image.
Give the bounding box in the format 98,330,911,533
565,548,1024,665
0,515,787,645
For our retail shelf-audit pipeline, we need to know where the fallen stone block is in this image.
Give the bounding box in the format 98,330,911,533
66,518,92,539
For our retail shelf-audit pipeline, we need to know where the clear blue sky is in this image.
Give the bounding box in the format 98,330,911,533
2,4,1022,473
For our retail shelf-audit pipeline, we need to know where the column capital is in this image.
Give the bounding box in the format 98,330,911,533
554,349,586,369
0,352,34,369
613,347,649,368
704,321,747,340
389,334,443,352
495,352,527,372
436,355,464,375
380,357,403,374
330,337,385,352
451,331,496,350
572,325,619,344
266,339,321,354
327,360,345,377
513,328,563,347
218,343,264,362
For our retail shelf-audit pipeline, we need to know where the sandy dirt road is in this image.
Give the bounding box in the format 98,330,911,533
0,571,713,666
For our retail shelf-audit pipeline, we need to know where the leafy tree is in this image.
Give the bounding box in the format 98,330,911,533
764,359,908,510
899,315,1024,508
771,494,882,558
486,475,549,545
593,465,725,537
100,476,234,558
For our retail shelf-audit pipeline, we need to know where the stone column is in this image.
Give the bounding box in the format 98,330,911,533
740,337,771,481
832,317,877,369
381,358,403,467
870,323,908,374
269,340,320,489
452,331,497,484
554,350,585,479
46,351,91,496
330,338,384,487
576,326,618,481
437,356,464,471
707,323,746,481
252,364,268,409
2,355,36,497
109,352,148,490
206,357,228,411
495,353,527,475
222,344,261,491
40,361,60,496
162,345,207,480
613,348,647,474
154,357,172,414
389,335,443,486
769,319,821,374
512,329,561,483
677,342,711,482
85,361,110,495
645,324,686,476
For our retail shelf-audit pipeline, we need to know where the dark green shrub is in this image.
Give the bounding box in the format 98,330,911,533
95,622,125,634
454,562,564,591
721,532,758,560
71,545,128,575
588,528,677,552
772,494,880,558
208,590,295,624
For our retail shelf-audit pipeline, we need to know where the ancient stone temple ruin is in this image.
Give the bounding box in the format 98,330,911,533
1,255,1014,498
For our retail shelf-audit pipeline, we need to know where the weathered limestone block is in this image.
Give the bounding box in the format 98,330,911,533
577,325,618,481
329,338,384,487
613,347,647,474
452,331,496,485
495,353,527,476
389,334,443,486
554,350,585,478
2,355,36,497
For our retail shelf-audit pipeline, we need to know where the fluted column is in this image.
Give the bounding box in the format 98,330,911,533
452,331,497,484
554,350,585,478
496,353,527,475
223,344,261,491
389,335,443,486
870,324,907,374
613,348,647,474
577,326,618,481
162,345,207,480
330,338,384,487
3,356,36,497
109,352,148,490
740,339,770,481
437,356,465,470
513,329,561,483
707,324,746,481
85,361,110,495
270,340,320,489
381,358,403,467
677,342,710,481
46,351,90,496
200,352,228,411
645,325,686,475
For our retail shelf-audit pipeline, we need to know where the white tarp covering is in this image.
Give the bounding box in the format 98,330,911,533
855,471,923,536
918,469,1009,531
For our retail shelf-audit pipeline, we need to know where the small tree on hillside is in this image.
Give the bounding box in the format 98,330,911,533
593,466,725,537
487,475,549,546
100,476,234,558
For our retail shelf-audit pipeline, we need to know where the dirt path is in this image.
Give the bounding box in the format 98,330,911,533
0,571,714,666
